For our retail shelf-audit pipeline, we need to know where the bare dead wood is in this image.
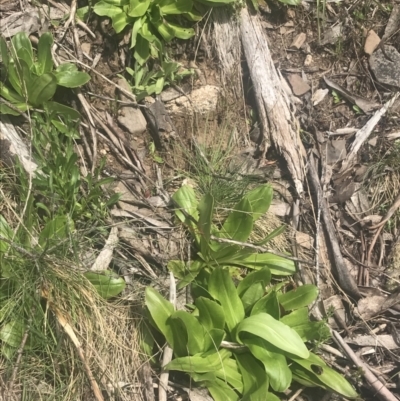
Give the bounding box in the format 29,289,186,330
240,8,306,195
0,116,37,174
332,330,399,401
339,93,399,174
308,155,361,300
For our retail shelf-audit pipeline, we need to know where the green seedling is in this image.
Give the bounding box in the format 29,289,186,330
168,184,297,289
125,58,192,100
0,32,90,118
144,269,357,400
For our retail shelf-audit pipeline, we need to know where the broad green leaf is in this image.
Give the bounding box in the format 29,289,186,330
255,225,286,246
165,349,231,373
196,0,236,5
183,9,203,22
127,0,150,17
153,20,175,42
236,313,309,359
11,32,33,68
235,353,268,401
55,65,90,88
243,336,291,392
0,319,25,348
0,103,26,116
251,290,280,320
219,198,253,242
84,271,126,299
39,215,74,246
237,268,271,311
243,184,273,221
196,297,225,331
163,21,195,40
278,284,318,311
0,215,13,253
134,33,150,65
208,378,240,401
208,268,244,333
112,12,131,33
172,185,199,237
0,36,9,68
291,352,358,398
45,101,81,120
279,0,301,5
55,63,78,73
280,308,330,342
198,193,214,258
240,253,296,276
27,73,57,106
36,32,54,74
209,245,254,265
168,314,189,357
93,1,123,17
101,0,125,4
190,371,217,383
0,82,25,103
168,260,203,289
291,363,329,388
214,357,243,393
159,0,192,14
130,17,143,48
203,328,225,353
171,310,205,355
8,58,31,97
145,287,174,345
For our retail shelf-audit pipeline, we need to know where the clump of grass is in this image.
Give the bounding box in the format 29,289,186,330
0,112,144,400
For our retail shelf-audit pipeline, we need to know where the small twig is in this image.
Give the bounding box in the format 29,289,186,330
159,273,176,401
43,291,105,401
287,387,305,401
332,330,399,401
209,235,316,266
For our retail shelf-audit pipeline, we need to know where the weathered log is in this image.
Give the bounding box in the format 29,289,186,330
240,8,306,196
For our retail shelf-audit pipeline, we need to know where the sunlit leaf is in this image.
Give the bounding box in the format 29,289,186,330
84,270,126,299
236,313,309,358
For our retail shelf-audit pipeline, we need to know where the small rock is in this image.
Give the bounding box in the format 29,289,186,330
166,85,220,116
116,79,147,136
312,88,329,106
304,54,313,67
364,30,380,55
160,87,182,102
320,23,342,45
261,21,274,30
81,42,91,55
290,32,307,50
287,9,296,19
369,45,400,88
286,74,311,96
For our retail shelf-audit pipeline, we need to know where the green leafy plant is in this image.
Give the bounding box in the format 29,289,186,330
0,32,90,117
145,268,358,400
124,57,192,100
168,184,296,288
91,0,233,98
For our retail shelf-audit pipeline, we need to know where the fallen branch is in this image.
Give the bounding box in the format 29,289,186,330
240,7,306,195
308,155,361,299
339,93,400,174
332,330,399,401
